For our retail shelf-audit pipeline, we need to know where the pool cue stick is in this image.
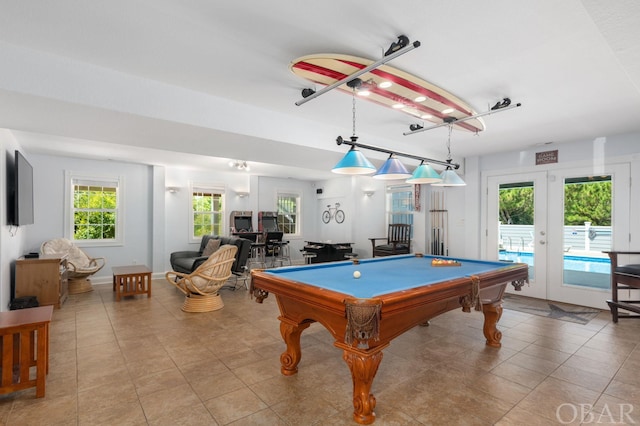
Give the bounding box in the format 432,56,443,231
444,191,449,256
437,189,441,255
431,191,436,254
441,190,445,256
439,190,443,255
442,191,446,255
438,190,442,255
434,190,439,254
436,190,439,255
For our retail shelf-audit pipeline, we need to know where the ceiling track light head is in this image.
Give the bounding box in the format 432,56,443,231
346,78,363,89
490,97,511,110
384,35,410,56
301,88,316,98
443,116,458,124
409,124,423,131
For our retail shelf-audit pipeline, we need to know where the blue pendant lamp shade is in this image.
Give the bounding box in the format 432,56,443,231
332,146,377,175
406,161,443,184
373,155,412,180
431,166,466,186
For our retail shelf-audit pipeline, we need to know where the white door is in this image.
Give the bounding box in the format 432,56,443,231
486,164,630,309
486,172,548,299
547,164,630,309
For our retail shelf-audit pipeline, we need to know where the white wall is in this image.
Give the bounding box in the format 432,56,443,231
0,129,28,310
25,153,153,284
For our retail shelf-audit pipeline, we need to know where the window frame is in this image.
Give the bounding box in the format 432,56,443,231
64,171,124,247
386,184,414,234
189,182,226,243
276,191,301,237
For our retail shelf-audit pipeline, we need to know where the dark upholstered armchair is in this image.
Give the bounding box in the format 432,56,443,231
604,251,640,322
170,235,251,277
369,224,412,257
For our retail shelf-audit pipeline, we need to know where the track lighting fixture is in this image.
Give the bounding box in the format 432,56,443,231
229,161,250,171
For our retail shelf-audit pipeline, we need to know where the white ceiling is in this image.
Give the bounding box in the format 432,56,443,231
1,0,639,180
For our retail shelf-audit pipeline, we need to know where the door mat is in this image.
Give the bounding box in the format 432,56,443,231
503,294,601,325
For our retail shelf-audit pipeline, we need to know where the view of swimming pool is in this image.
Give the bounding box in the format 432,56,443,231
499,251,610,273
498,251,610,289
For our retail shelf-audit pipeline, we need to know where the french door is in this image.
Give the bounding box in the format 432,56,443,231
485,164,630,309
486,172,548,299
547,164,629,308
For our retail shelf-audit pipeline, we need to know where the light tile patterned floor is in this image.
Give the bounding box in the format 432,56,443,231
1,279,639,425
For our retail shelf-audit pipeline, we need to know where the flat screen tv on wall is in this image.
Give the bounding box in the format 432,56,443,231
11,150,35,226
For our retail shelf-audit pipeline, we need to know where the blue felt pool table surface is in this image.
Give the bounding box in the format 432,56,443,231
262,254,514,299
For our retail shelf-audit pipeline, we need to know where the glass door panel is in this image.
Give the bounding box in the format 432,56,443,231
487,172,547,299
547,164,630,309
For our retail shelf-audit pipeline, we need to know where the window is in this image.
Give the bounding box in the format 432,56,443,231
65,173,122,245
386,184,414,229
191,184,225,240
277,192,299,235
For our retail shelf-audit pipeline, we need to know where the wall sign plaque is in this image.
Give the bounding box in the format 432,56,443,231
536,150,558,165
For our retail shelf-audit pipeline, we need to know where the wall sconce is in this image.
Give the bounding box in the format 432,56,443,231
363,190,375,197
166,187,179,193
236,191,249,198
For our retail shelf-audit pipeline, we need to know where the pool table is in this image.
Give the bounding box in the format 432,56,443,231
250,253,528,424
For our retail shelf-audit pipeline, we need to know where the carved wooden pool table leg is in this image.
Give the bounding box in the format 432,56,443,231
278,318,311,376
482,301,503,347
337,343,388,425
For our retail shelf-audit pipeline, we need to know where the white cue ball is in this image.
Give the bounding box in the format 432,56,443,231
353,271,361,279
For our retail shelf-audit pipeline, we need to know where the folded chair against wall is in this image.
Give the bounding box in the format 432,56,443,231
369,224,412,257
41,238,106,294
165,245,238,312
604,251,640,322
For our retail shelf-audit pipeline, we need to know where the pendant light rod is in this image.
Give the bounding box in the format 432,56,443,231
296,38,421,106
402,100,522,136
336,136,459,169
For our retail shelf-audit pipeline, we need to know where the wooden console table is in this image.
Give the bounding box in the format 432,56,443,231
112,265,152,301
0,305,53,398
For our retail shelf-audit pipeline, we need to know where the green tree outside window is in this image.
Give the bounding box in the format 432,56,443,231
192,190,223,237
277,194,298,235
73,185,117,240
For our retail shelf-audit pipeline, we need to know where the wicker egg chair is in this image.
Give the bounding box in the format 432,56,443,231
41,238,106,294
165,244,238,312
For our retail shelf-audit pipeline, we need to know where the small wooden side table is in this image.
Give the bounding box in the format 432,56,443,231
112,265,152,301
0,305,53,398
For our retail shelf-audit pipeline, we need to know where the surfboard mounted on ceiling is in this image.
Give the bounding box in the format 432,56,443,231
290,53,485,134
